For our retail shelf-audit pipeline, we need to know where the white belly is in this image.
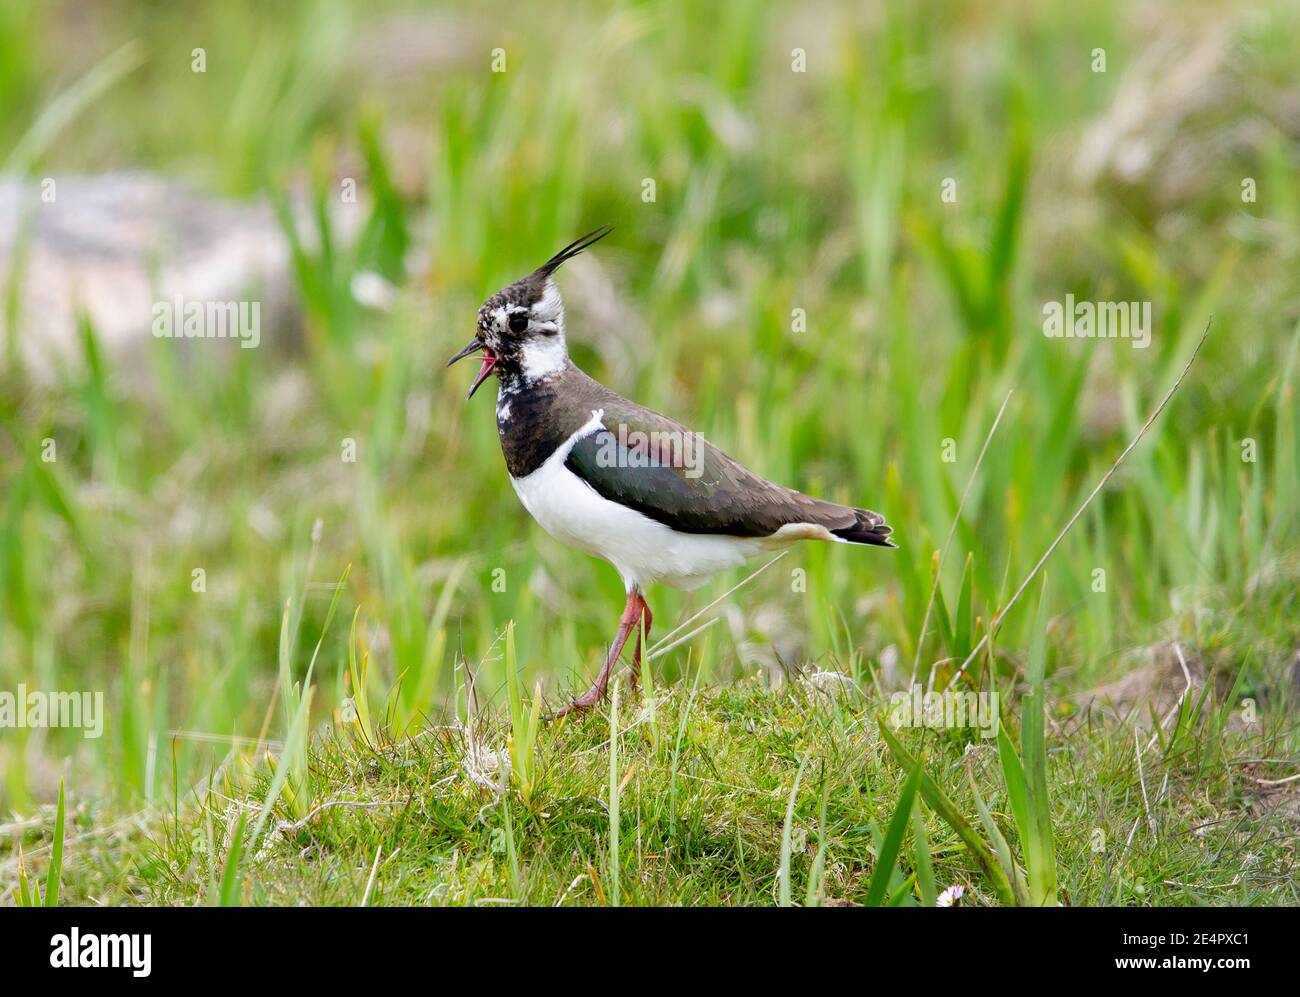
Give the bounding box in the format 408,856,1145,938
508,411,766,590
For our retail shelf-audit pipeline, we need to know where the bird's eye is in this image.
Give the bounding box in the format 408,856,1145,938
508,312,529,334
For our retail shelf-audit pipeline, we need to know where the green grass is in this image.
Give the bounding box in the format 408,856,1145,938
1,0,1298,905
12,668,1299,907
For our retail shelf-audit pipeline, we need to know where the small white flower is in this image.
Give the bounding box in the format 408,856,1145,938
936,884,965,907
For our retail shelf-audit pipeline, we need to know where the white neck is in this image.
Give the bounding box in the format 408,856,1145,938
516,277,568,380
519,335,568,380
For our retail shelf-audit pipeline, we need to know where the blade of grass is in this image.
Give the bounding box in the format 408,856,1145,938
1020,579,1058,905
502,794,523,899
805,776,831,908
878,720,1016,906
911,801,937,908
865,759,922,906
668,664,703,835
608,678,621,908
42,776,65,907
15,846,36,906
216,812,246,907
968,754,1030,906
5,41,143,172
778,752,809,907
998,720,1030,849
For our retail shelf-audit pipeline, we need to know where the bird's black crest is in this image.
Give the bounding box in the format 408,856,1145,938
536,225,612,277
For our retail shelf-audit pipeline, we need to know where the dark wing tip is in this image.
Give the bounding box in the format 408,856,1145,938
831,509,897,548
537,225,613,277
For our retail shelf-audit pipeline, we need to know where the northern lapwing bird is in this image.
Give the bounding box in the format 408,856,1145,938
449,228,894,717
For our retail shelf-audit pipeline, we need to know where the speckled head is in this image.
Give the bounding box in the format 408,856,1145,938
447,226,612,399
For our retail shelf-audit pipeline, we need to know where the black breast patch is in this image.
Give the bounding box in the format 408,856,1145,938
497,379,573,478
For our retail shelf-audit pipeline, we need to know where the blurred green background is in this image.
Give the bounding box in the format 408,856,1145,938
0,0,1296,814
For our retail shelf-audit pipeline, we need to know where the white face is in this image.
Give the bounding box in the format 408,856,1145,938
485,277,568,381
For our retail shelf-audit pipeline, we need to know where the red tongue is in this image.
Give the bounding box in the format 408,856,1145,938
467,353,497,398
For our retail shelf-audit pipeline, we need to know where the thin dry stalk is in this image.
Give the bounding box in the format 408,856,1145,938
645,550,788,657
948,319,1212,687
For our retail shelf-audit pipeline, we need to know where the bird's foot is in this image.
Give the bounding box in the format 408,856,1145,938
546,589,649,722
545,683,607,722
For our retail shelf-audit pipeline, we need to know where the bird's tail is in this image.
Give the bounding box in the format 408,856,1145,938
829,507,896,548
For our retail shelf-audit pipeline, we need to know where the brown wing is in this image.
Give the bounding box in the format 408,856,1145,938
563,390,893,545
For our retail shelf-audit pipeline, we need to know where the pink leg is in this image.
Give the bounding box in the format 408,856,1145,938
550,589,644,719
627,593,652,692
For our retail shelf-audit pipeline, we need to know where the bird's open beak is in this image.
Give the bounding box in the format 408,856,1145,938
446,337,498,400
